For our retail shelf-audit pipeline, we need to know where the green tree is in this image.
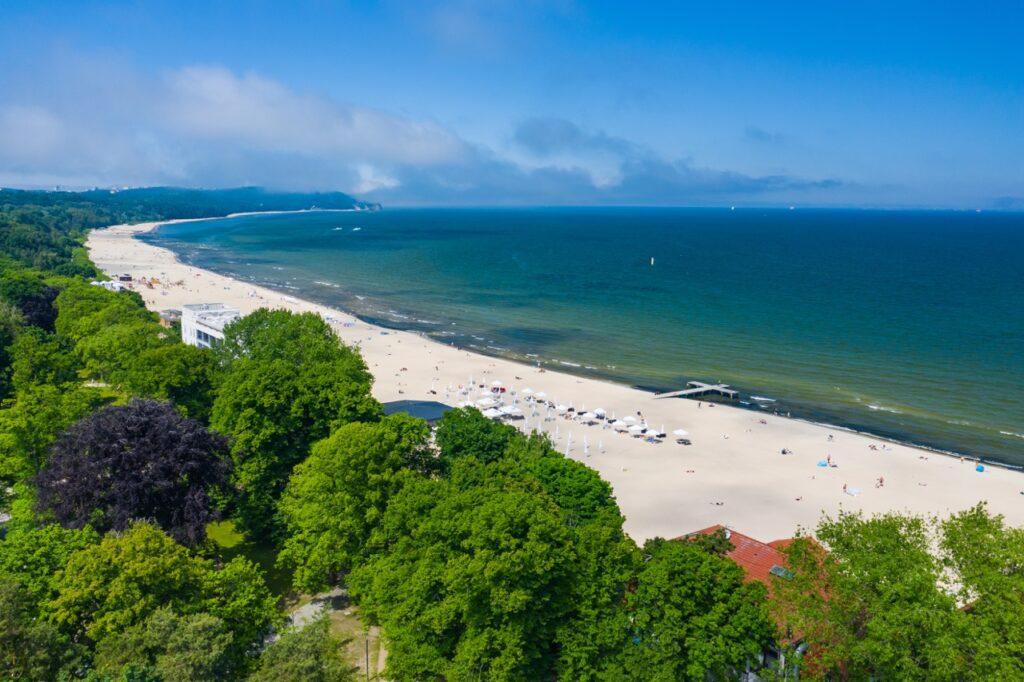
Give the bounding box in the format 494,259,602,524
609,537,774,681
434,406,518,470
0,383,107,480
0,524,101,607
350,464,579,680
0,300,23,398
121,343,217,421
46,523,278,664
0,578,65,681
215,308,362,369
93,608,234,682
211,357,380,533
773,511,961,680
54,282,152,343
278,415,431,592
76,320,168,384
8,327,80,391
249,615,354,682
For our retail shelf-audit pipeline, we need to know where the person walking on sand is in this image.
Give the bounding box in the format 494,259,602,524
842,483,848,494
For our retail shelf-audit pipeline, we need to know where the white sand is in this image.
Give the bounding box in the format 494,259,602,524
87,220,1024,543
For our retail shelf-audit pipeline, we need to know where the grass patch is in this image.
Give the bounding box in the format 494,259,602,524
206,520,295,600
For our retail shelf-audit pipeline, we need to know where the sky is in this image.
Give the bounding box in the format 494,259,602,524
0,1,1021,208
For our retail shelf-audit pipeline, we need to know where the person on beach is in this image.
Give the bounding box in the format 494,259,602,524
843,483,848,494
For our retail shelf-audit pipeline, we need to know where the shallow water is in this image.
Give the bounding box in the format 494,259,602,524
143,207,1024,464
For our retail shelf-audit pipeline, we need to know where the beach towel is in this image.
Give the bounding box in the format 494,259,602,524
817,460,828,467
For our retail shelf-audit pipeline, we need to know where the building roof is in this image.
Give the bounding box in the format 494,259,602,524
182,303,240,331
685,525,794,587
382,400,453,423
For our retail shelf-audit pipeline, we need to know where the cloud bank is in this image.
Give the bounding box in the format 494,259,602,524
0,61,844,205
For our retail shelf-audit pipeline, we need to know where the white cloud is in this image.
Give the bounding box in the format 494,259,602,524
0,56,849,204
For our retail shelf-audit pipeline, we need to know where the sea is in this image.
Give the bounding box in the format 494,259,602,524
141,207,1024,466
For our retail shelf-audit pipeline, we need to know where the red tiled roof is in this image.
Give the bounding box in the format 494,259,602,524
684,525,794,587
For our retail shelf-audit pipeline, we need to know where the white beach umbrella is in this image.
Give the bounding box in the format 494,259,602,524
579,412,596,421
482,408,502,419
522,388,534,395
672,429,690,437
594,408,607,417
556,404,569,412
623,416,638,424
491,380,503,387
628,425,645,434
612,420,628,430
534,392,547,400
476,397,497,408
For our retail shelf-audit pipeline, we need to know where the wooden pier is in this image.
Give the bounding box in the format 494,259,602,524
654,381,739,400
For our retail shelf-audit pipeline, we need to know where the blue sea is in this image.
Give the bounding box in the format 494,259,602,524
142,208,1024,465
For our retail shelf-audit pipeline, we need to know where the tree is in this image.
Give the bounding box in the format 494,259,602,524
121,343,217,421
0,300,23,398
54,282,153,343
774,506,1024,681
0,268,59,330
349,466,578,680
46,523,278,663
608,537,774,680
249,615,354,682
75,320,168,384
215,308,363,369
0,578,65,681
0,524,101,607
434,406,518,470
278,415,431,592
8,327,80,391
93,608,234,682
0,383,106,481
211,357,380,534
36,399,231,545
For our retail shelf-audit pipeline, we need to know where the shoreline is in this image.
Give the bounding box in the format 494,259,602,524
155,232,1017,473
87,217,1024,542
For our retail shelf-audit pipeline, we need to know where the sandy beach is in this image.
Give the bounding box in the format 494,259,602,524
87,220,1024,543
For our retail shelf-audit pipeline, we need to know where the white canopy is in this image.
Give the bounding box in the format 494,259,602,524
673,428,690,437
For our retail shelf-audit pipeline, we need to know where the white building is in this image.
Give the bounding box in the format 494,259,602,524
181,303,240,348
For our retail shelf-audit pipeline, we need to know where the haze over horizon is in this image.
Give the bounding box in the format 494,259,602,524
1,1,1021,209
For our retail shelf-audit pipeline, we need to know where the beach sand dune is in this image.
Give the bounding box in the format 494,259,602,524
87,221,1024,542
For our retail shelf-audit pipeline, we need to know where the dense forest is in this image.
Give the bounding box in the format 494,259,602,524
0,189,1022,681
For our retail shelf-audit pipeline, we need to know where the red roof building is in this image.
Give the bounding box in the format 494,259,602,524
683,525,795,590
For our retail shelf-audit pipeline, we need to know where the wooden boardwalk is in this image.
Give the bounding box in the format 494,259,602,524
654,381,739,400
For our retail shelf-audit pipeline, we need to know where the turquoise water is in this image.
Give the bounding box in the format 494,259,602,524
142,208,1024,465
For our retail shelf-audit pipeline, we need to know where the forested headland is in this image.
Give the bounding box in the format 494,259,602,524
1,188,1021,681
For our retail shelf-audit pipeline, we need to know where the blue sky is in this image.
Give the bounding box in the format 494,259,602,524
0,1,1021,207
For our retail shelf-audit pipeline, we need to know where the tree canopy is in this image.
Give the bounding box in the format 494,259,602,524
36,399,231,545
278,414,431,592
